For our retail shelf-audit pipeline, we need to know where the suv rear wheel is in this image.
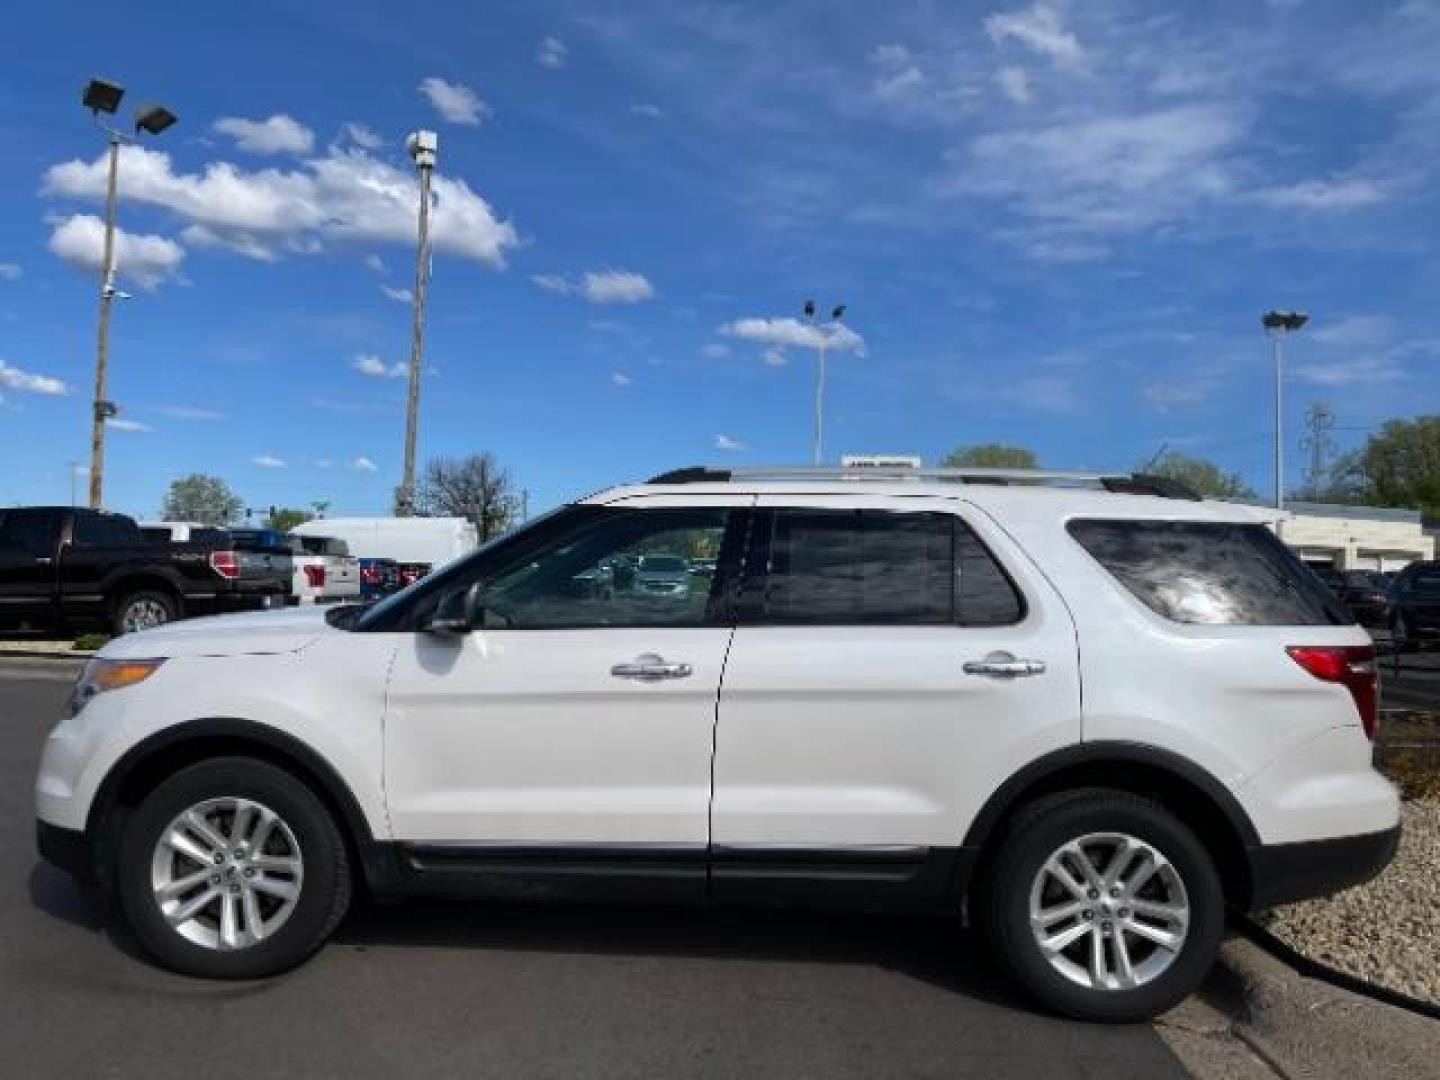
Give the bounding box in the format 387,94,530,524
980,789,1223,1022
116,757,351,978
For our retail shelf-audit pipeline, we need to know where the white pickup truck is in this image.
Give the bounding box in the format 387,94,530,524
287,535,360,605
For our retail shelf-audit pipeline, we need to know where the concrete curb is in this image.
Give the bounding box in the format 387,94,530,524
1211,937,1439,1080
0,649,93,661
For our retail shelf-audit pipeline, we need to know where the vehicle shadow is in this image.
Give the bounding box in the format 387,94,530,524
331,896,1032,1013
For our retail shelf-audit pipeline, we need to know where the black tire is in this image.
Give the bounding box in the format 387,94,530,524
112,589,180,635
978,788,1224,1023
116,756,351,978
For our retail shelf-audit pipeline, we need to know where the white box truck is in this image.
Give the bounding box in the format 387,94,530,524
290,517,478,590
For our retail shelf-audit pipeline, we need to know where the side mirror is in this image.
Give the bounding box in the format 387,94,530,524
425,583,483,636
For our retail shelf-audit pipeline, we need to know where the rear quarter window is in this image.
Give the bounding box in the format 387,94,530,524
1067,519,1351,627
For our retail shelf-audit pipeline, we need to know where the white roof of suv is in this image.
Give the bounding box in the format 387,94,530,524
584,466,1282,526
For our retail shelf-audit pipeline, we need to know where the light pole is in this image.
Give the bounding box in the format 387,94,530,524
1262,310,1308,510
398,129,438,516
801,299,847,466
81,78,177,509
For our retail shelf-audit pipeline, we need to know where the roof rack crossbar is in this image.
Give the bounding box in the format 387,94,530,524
645,465,1203,500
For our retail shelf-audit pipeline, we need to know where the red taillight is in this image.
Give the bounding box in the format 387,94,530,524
209,550,240,580
361,566,380,585
304,564,326,588
1287,645,1380,740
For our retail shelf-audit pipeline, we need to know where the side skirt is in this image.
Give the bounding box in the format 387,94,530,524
381,841,963,912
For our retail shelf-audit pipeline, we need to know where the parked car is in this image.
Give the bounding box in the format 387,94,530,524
36,465,1398,1023
634,552,690,596
358,557,401,599
291,516,477,588
1311,568,1392,628
1387,560,1440,650
286,535,361,606
1,506,288,634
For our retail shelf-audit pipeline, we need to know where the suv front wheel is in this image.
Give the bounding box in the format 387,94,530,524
980,789,1224,1022
116,757,352,978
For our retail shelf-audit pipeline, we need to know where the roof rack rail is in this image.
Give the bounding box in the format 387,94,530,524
644,465,1202,501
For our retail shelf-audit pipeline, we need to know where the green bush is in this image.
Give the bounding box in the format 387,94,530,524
72,633,111,652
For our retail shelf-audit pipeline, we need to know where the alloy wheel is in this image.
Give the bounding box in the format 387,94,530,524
1028,832,1189,991
149,796,304,951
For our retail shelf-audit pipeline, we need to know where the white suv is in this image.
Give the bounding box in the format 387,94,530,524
35,466,1400,1021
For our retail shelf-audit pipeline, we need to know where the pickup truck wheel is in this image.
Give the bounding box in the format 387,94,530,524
113,590,179,635
980,789,1223,1023
116,757,351,979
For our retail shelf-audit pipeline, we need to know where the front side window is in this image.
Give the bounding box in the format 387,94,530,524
475,507,731,628
744,509,1023,626
1068,519,1351,626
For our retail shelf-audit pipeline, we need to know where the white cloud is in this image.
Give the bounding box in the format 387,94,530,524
47,213,185,289
0,360,68,395
761,346,788,367
536,36,568,69
869,44,914,68
352,353,408,379
1296,353,1407,387
342,122,383,150
44,144,519,267
580,270,654,305
1310,314,1394,348
1141,383,1206,411
362,253,385,273
714,434,748,452
315,458,334,469
530,273,572,293
955,105,1243,234
1250,177,1386,210
700,342,731,360
213,114,315,155
154,404,224,420
874,65,926,102
0,262,19,280
106,417,152,432
720,316,866,355
995,65,1033,104
532,270,656,304
419,77,490,125
350,456,378,472
629,103,666,119
380,284,413,303
253,454,286,468
984,4,1085,69
611,371,632,387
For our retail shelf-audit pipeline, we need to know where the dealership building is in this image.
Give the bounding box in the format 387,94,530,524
1274,501,1435,572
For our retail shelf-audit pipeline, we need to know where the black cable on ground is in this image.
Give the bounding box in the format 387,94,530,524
1234,915,1440,1022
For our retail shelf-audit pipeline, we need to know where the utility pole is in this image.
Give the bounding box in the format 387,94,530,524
88,131,121,509
801,299,847,466
398,130,438,516
79,78,177,509
1262,310,1308,510
1300,402,1335,496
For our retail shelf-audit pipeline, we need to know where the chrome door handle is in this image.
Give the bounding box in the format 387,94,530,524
963,653,1046,678
611,653,693,681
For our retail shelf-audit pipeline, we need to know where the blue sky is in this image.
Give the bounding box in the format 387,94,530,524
2,0,1438,518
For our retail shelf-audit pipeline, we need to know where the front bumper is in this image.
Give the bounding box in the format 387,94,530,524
1245,824,1400,910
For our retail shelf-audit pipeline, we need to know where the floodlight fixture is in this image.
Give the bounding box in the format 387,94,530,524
134,103,177,135
83,78,124,114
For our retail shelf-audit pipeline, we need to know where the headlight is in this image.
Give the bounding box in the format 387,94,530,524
71,658,166,715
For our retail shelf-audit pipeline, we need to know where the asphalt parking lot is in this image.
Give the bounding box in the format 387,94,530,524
1,659,1188,1079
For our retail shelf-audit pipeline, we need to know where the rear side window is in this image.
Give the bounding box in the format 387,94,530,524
73,513,139,546
1405,569,1440,597
1068,519,1351,626
0,510,60,556
748,509,1023,626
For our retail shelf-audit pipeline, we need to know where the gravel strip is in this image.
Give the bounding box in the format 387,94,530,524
0,640,92,657
1261,797,1440,1007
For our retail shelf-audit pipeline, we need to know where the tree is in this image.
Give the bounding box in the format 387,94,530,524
161,474,243,525
414,453,518,541
1143,451,1255,500
940,443,1040,469
265,507,313,532
1355,416,1440,518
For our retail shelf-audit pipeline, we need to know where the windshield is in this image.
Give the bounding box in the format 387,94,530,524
640,555,686,573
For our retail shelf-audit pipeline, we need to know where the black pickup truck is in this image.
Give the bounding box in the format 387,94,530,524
0,507,289,635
